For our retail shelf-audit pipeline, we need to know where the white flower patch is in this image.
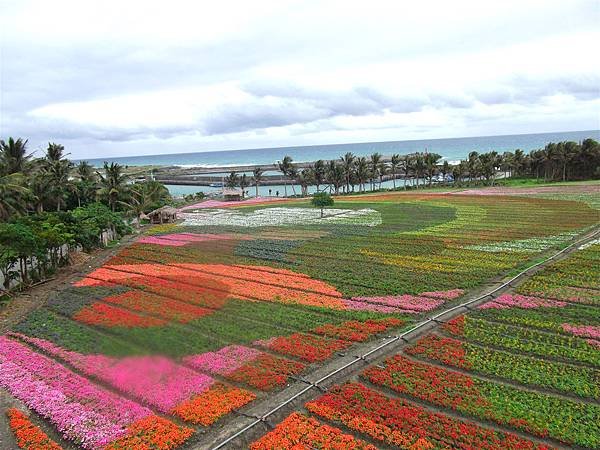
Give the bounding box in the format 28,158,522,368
578,238,600,250
465,231,580,253
180,207,382,228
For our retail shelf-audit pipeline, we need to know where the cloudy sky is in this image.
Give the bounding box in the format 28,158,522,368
1,0,599,159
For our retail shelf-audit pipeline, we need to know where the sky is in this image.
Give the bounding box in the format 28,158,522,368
1,0,599,159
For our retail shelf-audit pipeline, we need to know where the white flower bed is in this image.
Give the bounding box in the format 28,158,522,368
465,231,580,253
578,238,600,250
180,207,382,228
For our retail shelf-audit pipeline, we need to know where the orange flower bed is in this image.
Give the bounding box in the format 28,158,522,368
102,291,213,323
73,302,166,328
6,408,62,450
105,415,194,450
171,383,256,425
257,333,351,362
75,263,348,310
250,412,377,450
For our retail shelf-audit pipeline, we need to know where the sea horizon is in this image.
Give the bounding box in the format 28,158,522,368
82,129,600,169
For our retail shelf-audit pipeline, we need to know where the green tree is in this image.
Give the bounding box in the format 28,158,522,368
311,192,334,218
311,160,326,192
389,154,400,189
278,155,293,197
252,167,264,197
0,137,32,175
239,174,250,197
340,152,355,193
0,173,29,220
224,171,239,188
97,162,130,211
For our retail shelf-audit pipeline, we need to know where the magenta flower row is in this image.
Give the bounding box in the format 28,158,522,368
0,336,151,448
183,344,261,375
12,333,215,412
561,324,600,340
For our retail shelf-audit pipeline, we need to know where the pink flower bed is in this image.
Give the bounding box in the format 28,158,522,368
0,336,151,448
478,294,567,310
13,334,215,412
561,324,600,340
344,289,463,313
137,233,237,247
346,295,444,313
183,345,261,375
180,197,288,211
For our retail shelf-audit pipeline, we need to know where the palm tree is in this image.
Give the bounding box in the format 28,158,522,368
369,153,382,190
224,171,239,189
0,137,32,175
389,154,400,189
441,160,450,185
295,168,313,197
424,153,441,186
239,174,250,197
413,154,426,188
355,157,369,193
513,149,525,176
278,155,293,197
287,166,298,196
45,159,74,211
327,162,345,195
467,151,480,183
377,161,387,188
125,181,170,227
75,161,98,206
97,162,130,211
401,155,412,189
340,152,355,194
0,172,29,220
252,167,264,197
311,160,326,192
46,142,66,162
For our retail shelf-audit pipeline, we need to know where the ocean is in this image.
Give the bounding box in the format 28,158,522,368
85,130,599,168
83,130,599,197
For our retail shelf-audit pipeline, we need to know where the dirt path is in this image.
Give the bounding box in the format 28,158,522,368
200,226,599,449
0,234,138,334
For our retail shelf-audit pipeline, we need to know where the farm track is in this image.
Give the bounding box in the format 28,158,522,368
200,225,600,449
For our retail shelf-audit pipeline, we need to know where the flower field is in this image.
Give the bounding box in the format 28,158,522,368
1,188,599,449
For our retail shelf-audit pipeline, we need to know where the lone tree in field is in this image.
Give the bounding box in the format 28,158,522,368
311,192,334,218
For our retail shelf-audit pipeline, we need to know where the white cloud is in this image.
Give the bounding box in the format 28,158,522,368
1,0,599,158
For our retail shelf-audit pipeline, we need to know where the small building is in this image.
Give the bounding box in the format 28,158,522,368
147,206,178,224
222,188,243,201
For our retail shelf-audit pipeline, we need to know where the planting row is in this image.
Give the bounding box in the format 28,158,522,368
362,354,600,447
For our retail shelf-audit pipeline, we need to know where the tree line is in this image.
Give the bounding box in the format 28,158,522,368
0,137,171,292
224,138,600,196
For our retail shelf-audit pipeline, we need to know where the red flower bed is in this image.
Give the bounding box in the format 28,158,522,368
443,315,465,336
306,383,550,450
314,318,403,342
228,354,306,391
6,408,62,450
73,302,166,328
105,415,194,449
250,412,377,450
171,383,256,425
256,333,351,362
102,290,213,323
405,334,469,368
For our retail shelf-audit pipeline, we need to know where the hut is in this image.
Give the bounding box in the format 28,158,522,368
147,206,178,224
222,188,243,201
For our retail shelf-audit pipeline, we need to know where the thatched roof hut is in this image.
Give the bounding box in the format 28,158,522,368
147,206,178,224
222,188,243,201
